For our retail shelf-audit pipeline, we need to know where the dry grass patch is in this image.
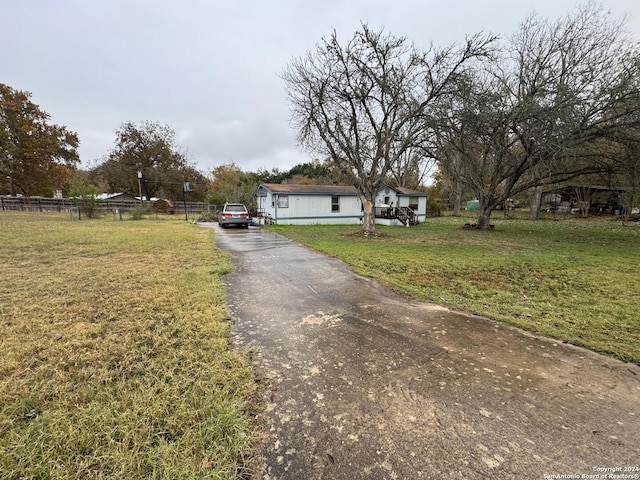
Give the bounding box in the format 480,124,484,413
0,213,258,479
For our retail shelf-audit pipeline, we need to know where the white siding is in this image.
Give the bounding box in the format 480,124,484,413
256,184,427,225
375,189,400,207
269,194,362,225
375,189,427,223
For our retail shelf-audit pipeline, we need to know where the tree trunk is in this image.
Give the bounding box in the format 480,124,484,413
452,181,462,216
361,197,377,235
476,208,493,230
529,185,543,220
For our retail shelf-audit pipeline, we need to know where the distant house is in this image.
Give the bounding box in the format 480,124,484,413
255,183,428,226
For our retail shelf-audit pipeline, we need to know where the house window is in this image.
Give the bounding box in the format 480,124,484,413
409,196,419,210
277,195,289,208
331,196,340,212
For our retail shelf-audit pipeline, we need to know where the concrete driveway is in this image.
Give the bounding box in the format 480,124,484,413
209,224,640,480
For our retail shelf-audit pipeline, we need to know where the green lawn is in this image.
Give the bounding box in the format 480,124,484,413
0,212,258,479
270,215,640,364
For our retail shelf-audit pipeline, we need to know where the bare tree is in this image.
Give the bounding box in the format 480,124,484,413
572,186,594,217
614,56,640,220
283,25,493,234
389,146,435,189
433,3,640,229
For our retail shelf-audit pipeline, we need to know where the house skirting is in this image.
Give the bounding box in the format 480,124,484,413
257,215,426,226
263,215,363,225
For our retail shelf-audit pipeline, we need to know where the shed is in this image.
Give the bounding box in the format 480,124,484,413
466,199,479,211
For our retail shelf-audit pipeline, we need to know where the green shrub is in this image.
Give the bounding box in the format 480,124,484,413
129,205,151,220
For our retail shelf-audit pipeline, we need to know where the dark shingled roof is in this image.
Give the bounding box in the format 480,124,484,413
395,187,428,196
259,183,358,195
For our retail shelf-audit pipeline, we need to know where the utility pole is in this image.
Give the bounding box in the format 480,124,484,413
137,171,143,204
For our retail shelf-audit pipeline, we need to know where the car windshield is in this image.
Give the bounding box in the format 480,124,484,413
226,205,246,212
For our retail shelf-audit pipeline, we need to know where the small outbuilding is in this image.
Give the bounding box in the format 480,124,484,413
255,183,427,226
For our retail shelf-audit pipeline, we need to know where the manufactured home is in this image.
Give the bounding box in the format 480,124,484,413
254,183,427,226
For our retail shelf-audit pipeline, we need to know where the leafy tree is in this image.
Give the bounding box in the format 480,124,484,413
286,160,344,185
283,24,493,234
254,167,287,184
432,4,640,229
96,121,207,201
68,177,100,218
178,165,210,202
0,83,79,196
208,162,243,204
207,162,271,209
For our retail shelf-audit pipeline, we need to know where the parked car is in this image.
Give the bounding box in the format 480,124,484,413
218,203,250,228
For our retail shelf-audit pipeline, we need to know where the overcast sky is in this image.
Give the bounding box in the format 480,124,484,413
3,1,640,175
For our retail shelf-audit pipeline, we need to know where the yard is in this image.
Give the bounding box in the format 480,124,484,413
269,215,640,364
1,211,638,479
0,213,258,479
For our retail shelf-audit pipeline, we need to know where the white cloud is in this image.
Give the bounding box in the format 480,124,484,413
178,118,307,172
